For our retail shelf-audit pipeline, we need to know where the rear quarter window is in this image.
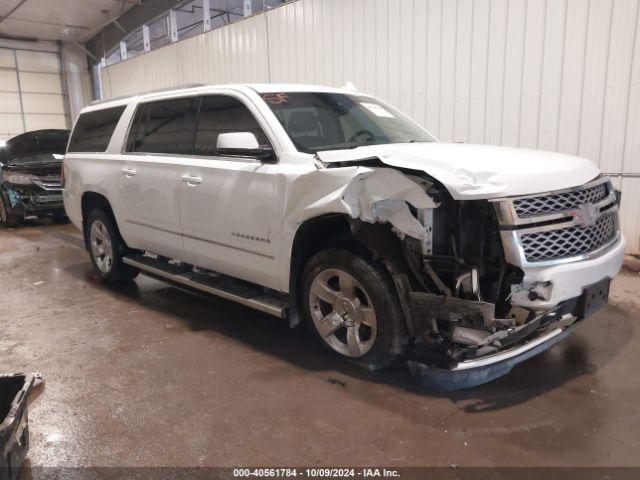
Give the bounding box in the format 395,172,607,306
68,105,126,153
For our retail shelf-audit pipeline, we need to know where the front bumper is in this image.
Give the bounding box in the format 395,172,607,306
1,183,65,218
408,286,604,390
408,323,577,390
512,234,625,309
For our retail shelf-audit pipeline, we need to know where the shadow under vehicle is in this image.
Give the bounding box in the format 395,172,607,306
0,129,69,228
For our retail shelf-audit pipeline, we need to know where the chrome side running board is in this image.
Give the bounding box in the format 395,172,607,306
123,255,289,319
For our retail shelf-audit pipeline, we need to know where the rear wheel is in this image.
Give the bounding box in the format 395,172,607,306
0,192,22,227
301,249,407,368
86,209,139,282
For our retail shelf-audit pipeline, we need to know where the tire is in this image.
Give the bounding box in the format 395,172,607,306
86,209,139,282
301,249,408,368
0,191,22,228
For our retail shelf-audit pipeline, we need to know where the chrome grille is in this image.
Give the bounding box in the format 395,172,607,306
520,212,616,262
32,175,62,190
513,182,608,218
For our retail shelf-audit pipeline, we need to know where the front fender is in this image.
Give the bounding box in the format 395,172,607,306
278,166,436,292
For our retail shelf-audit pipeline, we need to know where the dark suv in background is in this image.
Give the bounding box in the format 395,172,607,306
0,129,69,227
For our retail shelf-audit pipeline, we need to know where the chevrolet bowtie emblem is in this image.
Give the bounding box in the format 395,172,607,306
571,204,600,227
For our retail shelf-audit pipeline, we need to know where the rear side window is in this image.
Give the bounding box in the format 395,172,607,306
127,98,197,154
68,105,126,153
194,96,269,156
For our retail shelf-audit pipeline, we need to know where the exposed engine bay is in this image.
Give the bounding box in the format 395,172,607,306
351,176,540,366
404,184,530,357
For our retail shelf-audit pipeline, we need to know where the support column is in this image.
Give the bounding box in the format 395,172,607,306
203,0,211,31
168,10,178,43
243,0,252,17
142,25,151,52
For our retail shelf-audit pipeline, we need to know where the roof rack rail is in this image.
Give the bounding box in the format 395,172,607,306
90,83,207,105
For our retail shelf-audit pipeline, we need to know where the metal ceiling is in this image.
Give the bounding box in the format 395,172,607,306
0,0,138,42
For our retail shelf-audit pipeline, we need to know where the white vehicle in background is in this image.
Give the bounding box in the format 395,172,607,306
63,84,624,389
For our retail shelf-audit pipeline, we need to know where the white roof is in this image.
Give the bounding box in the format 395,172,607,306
84,83,361,113
245,83,350,93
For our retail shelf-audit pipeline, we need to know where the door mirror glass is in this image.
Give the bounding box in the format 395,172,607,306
216,132,276,162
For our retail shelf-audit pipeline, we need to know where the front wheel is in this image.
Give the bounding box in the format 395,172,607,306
301,249,408,368
86,209,139,282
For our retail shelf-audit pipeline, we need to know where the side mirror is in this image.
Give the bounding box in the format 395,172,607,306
217,132,276,162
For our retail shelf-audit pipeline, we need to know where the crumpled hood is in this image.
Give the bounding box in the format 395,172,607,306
316,143,601,199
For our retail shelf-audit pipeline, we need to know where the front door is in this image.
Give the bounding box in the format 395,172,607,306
178,94,283,290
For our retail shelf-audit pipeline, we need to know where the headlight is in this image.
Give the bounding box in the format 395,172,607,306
2,172,33,185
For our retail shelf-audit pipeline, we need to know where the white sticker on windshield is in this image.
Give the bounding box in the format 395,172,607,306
360,102,395,118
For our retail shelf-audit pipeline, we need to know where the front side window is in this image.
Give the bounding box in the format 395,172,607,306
68,106,126,153
261,92,435,153
194,95,270,156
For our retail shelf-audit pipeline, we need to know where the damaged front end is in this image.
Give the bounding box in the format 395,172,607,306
1,178,65,219
312,157,618,389
0,129,69,224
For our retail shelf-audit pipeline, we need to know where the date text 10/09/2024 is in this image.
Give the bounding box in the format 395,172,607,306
233,469,401,478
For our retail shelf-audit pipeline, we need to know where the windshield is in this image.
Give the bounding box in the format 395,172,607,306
261,92,435,153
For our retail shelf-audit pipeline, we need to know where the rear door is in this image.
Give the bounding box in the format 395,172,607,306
118,97,198,259
177,94,283,289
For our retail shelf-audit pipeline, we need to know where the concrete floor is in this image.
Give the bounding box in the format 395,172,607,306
1,221,639,467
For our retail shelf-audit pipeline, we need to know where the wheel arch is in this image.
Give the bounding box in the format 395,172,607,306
81,191,121,250
287,213,411,330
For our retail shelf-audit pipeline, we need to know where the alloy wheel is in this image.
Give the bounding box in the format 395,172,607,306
308,268,378,358
89,220,114,274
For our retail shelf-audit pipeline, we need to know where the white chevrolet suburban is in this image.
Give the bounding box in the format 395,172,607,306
63,84,625,388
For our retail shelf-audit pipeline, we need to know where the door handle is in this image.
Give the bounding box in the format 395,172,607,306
121,167,136,177
181,174,203,186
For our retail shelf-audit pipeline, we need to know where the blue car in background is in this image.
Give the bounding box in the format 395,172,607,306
0,129,69,228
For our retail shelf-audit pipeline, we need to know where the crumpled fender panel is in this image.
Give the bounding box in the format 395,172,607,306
279,165,436,314
284,166,436,241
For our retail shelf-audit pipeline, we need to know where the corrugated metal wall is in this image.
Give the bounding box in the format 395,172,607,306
101,0,640,253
